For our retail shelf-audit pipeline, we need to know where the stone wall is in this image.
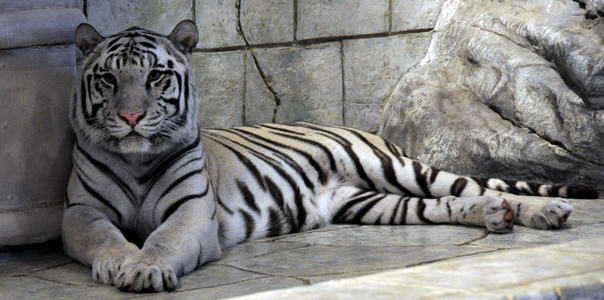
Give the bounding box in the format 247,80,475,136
0,1,85,246
77,0,442,132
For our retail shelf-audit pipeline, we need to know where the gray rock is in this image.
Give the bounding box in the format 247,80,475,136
190,51,246,128
380,0,604,191
391,0,445,31
297,0,389,40
195,0,245,49
240,0,295,45
343,34,432,132
86,0,192,36
246,43,344,125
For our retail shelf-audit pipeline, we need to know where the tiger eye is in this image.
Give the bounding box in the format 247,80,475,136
148,70,161,81
102,73,117,84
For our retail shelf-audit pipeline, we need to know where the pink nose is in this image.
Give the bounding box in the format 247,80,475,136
119,112,145,127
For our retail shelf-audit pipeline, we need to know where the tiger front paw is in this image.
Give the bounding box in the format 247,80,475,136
114,251,179,293
92,247,139,285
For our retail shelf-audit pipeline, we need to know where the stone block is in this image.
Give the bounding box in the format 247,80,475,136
86,0,192,36
0,45,77,246
0,0,75,11
0,8,85,49
190,51,246,129
245,43,343,125
240,0,294,45
297,0,389,40
392,0,445,31
343,33,432,132
196,0,245,49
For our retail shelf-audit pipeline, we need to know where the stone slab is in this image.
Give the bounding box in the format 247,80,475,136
297,0,389,40
228,238,604,300
195,0,245,49
276,225,487,247
343,33,432,132
246,43,343,125
240,0,294,45
0,45,76,246
190,51,245,129
86,0,192,37
0,0,75,12
392,0,445,31
0,8,85,49
0,240,71,277
144,276,303,300
225,244,491,277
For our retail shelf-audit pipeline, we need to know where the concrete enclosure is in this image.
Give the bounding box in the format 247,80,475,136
0,0,442,246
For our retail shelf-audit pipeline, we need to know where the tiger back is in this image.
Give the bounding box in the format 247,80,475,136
63,20,598,293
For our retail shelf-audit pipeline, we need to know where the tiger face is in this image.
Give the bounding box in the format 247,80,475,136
72,21,199,155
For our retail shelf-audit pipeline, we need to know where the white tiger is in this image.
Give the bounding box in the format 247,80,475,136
63,20,598,293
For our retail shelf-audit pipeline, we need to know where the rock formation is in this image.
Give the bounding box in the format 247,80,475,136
380,0,604,191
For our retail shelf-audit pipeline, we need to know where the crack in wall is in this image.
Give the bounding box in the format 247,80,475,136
236,0,282,123
192,28,434,53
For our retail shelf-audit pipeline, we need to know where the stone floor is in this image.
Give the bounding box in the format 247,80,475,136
2,199,604,300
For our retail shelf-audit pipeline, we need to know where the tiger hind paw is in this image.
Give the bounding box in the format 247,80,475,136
484,196,515,233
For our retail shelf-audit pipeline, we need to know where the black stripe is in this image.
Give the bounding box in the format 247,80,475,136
332,192,376,222
257,123,306,135
429,168,441,184
389,196,404,225
292,123,377,190
350,195,387,223
159,169,202,199
399,197,409,225
446,199,452,219
138,135,200,183
161,187,209,223
267,208,283,237
416,198,435,224
172,156,203,173
450,178,468,197
412,161,433,198
237,180,261,214
264,176,284,209
75,143,136,205
226,128,316,189
77,174,122,223
139,41,156,49
239,209,255,241
216,195,234,215
347,129,414,195
210,140,267,191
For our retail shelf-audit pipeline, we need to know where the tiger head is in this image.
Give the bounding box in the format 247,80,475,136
72,20,199,155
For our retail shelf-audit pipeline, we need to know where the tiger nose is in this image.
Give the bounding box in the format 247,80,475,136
119,112,145,127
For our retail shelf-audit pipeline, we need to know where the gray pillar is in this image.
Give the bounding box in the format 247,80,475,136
0,5,85,246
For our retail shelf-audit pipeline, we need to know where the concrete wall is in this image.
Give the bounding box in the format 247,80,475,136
0,1,85,246
78,0,443,133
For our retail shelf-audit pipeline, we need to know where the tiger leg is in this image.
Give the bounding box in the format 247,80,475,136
330,187,515,233
480,191,574,229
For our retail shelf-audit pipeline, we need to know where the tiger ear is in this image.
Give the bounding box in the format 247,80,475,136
75,23,104,56
168,20,199,57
